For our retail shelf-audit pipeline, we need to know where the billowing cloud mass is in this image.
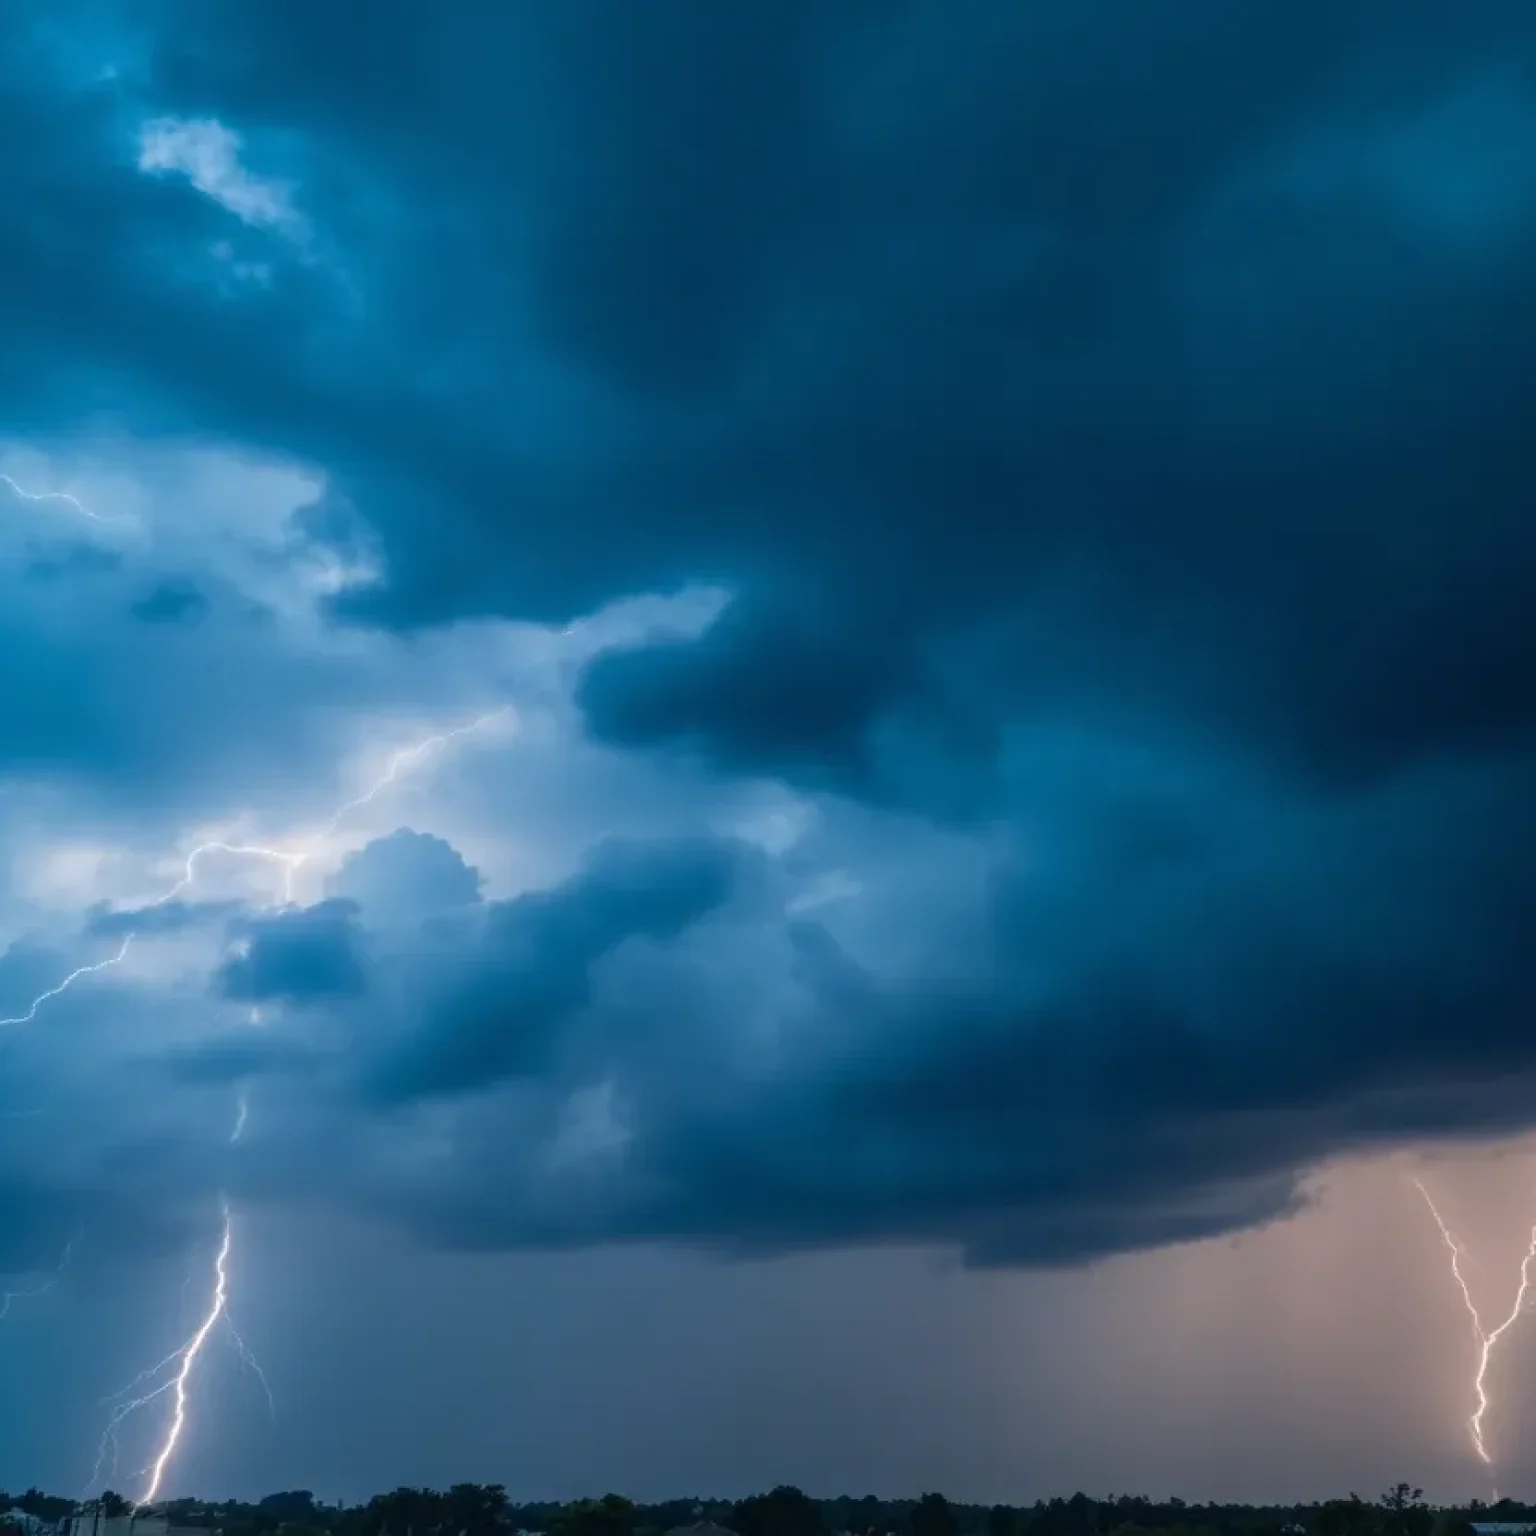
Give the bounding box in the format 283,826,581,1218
3,4,1536,1489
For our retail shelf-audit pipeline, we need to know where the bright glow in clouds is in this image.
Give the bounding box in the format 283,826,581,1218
1,708,513,1028
3,692,513,1498
1412,1178,1536,1482
137,118,305,239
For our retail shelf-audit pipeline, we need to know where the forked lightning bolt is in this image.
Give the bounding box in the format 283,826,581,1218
87,1198,254,1499
0,708,508,1500
0,708,510,1027
6,472,512,1498
138,1199,232,1504
1413,1177,1536,1474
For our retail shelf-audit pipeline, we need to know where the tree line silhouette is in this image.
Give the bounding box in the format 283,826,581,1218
2,1481,1528,1536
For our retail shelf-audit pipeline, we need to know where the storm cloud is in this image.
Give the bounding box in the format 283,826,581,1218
1,0,1534,1345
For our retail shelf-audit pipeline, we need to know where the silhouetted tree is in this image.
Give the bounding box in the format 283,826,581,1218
553,1496,636,1536
261,1494,319,1522
912,1497,958,1536
1378,1487,1431,1536
734,1487,822,1536
14,1491,73,1523
1318,1498,1376,1536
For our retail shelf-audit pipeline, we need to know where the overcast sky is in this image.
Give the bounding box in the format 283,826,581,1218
3,0,1536,1511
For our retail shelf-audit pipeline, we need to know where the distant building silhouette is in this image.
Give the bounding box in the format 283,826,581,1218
60,1506,215,1536
665,1522,737,1536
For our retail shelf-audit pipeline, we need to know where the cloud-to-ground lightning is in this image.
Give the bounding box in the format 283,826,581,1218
0,706,511,1028
60,713,509,1500
1412,1177,1536,1477
0,471,104,522
138,1199,232,1504
88,1188,271,1504
3,701,507,1498
0,1231,79,1320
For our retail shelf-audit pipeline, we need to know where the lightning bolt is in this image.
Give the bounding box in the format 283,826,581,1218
8,705,508,1498
1412,1176,1536,1475
66,713,510,1500
0,938,134,1027
0,706,511,1027
89,1188,269,1505
0,472,103,522
0,1230,79,1320
137,1198,231,1504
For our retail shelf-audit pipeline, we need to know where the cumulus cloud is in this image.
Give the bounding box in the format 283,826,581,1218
325,828,483,926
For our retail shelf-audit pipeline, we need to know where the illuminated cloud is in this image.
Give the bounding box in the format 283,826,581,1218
137,117,305,239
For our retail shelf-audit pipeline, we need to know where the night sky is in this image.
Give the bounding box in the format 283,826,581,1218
3,0,1536,1510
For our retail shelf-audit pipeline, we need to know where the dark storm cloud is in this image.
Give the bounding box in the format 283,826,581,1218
364,834,741,1102
218,900,370,1006
155,1029,318,1084
2,0,1535,1271
334,750,1531,1267
107,0,1535,795
129,576,210,625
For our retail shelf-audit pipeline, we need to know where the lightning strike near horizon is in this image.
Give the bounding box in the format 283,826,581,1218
63,715,512,1499
1,706,511,1027
87,1197,267,1505
1412,1177,1536,1476
12,706,508,1499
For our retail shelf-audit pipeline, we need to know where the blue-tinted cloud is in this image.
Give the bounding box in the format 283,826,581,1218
156,1029,318,1085
325,828,482,926
218,900,370,1006
130,576,210,625
0,0,1533,1298
364,835,741,1102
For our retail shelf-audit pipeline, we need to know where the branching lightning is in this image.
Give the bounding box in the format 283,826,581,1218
1,707,511,1029
88,1200,246,1503
39,705,511,1501
0,1230,79,1320
1412,1176,1536,1476
138,1199,232,1504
